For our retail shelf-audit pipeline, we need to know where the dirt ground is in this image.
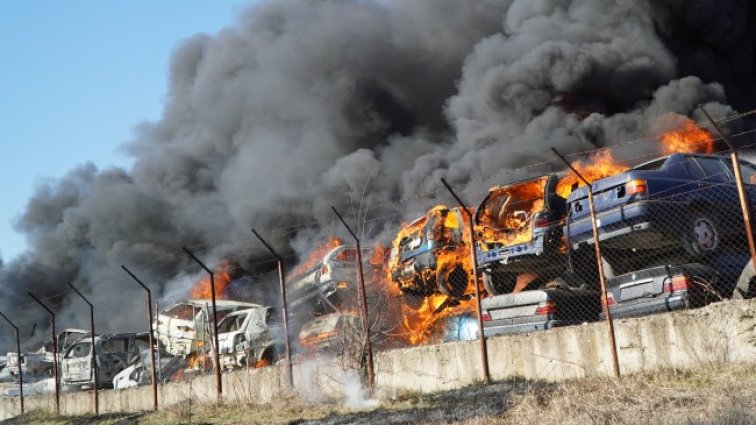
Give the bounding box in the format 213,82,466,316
2,362,755,425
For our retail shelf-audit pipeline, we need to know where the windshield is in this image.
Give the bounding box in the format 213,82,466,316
218,313,248,334
164,304,197,321
65,342,91,359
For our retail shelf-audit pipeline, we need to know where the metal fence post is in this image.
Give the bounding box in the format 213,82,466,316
120,266,159,412
552,148,621,378
330,207,376,389
700,106,756,288
66,283,98,416
182,248,223,401
0,311,24,414
439,178,492,385
28,292,60,414
251,229,294,388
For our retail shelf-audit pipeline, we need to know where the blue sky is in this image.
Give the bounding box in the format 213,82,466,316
0,1,248,262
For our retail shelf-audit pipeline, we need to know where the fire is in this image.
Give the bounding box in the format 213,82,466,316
556,150,629,198
659,119,714,155
290,237,344,279
254,358,270,368
190,260,233,299
477,177,547,248
395,293,476,345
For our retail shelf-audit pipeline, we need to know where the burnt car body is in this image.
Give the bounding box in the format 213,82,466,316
6,329,87,377
388,206,473,299
564,153,756,277
61,332,149,389
216,305,283,370
601,263,721,319
480,285,600,337
298,312,361,353
287,245,369,312
475,174,568,295
155,300,257,357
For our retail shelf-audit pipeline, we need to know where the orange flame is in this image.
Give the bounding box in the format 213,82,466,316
254,358,270,368
556,150,629,198
477,177,547,248
290,237,344,279
190,260,233,299
399,294,476,345
659,119,714,155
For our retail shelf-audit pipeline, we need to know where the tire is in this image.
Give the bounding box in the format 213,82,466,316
437,266,468,298
683,214,721,258
482,266,516,296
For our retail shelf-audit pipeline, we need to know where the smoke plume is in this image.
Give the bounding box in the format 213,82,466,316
2,0,755,350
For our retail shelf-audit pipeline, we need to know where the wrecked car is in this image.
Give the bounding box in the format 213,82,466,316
61,332,149,389
298,312,361,354
475,174,568,295
564,153,756,277
288,245,368,312
112,352,185,389
6,328,87,377
216,305,283,370
388,206,474,299
155,300,258,357
480,281,600,337
601,263,721,319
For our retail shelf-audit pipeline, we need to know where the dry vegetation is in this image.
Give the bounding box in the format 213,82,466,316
3,362,755,425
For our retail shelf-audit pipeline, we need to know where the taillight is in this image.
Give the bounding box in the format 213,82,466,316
663,275,691,293
605,293,616,307
625,179,648,196
533,216,551,228
534,301,557,315
481,311,492,322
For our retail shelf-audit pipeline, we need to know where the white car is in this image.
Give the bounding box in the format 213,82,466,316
216,305,281,370
155,300,260,357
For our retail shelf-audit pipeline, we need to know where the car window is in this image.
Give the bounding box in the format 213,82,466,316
101,338,129,354
695,157,730,182
725,160,756,185
66,342,91,359
165,304,197,321
218,313,247,333
684,159,706,180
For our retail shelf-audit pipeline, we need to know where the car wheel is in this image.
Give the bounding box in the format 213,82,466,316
683,214,721,258
734,260,756,299
482,267,516,296
437,266,468,298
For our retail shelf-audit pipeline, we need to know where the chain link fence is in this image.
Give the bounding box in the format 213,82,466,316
3,112,756,411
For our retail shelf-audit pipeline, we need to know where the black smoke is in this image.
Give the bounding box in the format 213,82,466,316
2,0,755,350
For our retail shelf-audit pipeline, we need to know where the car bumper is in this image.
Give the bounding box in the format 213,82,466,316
600,293,691,320
482,319,574,338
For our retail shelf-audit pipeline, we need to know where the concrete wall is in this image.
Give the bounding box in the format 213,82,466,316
2,299,756,419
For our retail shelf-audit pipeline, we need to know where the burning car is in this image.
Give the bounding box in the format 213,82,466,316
475,174,568,295
216,305,283,370
298,312,361,353
155,300,257,357
564,153,756,276
288,245,368,312
6,328,87,377
388,206,474,299
61,332,149,389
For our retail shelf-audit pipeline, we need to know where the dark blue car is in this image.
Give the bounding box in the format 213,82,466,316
564,153,756,278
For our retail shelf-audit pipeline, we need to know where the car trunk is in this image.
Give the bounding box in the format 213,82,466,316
606,263,717,304
482,287,600,325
